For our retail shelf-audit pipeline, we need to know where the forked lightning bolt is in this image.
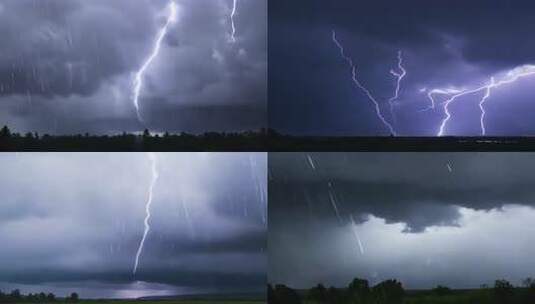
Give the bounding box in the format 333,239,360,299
388,50,407,121
437,65,535,136
331,30,397,136
132,1,178,123
133,152,160,275
230,0,238,43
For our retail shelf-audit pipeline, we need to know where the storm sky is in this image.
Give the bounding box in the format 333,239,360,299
0,153,267,298
0,0,266,135
270,0,535,136
269,153,535,289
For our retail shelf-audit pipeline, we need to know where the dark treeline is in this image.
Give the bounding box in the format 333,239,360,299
268,277,535,304
0,289,79,303
0,126,268,151
267,129,535,152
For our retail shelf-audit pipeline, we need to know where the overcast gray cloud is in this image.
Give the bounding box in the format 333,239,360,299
269,153,535,289
0,152,267,298
0,0,266,134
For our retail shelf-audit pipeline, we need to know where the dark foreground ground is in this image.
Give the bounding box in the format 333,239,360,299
0,129,268,152
269,135,535,151
293,288,534,304
3,125,535,151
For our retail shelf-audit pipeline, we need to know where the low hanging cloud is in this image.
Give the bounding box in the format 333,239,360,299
268,152,535,289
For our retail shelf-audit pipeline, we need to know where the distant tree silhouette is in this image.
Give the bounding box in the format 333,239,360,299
68,292,79,302
348,278,370,303
0,124,267,151
271,284,301,304
432,285,453,296
494,279,514,304
47,293,56,302
371,280,404,304
0,126,10,138
10,289,21,301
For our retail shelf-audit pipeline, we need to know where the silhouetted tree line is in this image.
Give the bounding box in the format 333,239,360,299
268,278,404,304
0,125,268,151
0,289,79,303
268,277,535,304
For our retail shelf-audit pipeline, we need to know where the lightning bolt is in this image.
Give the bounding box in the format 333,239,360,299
446,163,453,173
331,30,397,136
350,215,365,255
306,154,316,170
388,50,407,121
421,88,464,112
132,1,178,123
133,152,160,275
437,65,535,136
327,182,342,223
230,0,238,43
479,77,494,136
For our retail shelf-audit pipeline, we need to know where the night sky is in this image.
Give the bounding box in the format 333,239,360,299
0,0,266,135
269,153,535,289
0,153,266,298
269,0,535,136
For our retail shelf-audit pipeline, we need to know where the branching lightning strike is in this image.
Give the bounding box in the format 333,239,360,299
230,0,238,43
388,50,407,121
132,1,178,124
133,152,160,275
436,65,535,136
331,30,397,136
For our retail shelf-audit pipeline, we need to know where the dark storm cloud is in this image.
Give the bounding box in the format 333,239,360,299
0,153,266,297
0,0,266,134
269,0,535,135
269,153,535,232
268,153,535,289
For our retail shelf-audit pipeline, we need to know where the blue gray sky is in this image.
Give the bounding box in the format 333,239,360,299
0,153,267,298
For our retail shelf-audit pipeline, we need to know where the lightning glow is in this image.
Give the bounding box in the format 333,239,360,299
331,30,397,136
132,1,178,123
388,50,407,121
446,163,453,173
133,152,160,275
230,0,238,43
437,65,535,136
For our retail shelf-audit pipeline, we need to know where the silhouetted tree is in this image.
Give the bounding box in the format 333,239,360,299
47,292,56,302
432,285,453,296
272,284,301,304
348,278,370,303
372,280,404,304
143,129,151,137
10,289,21,301
494,279,514,304
68,292,79,302
0,126,10,138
